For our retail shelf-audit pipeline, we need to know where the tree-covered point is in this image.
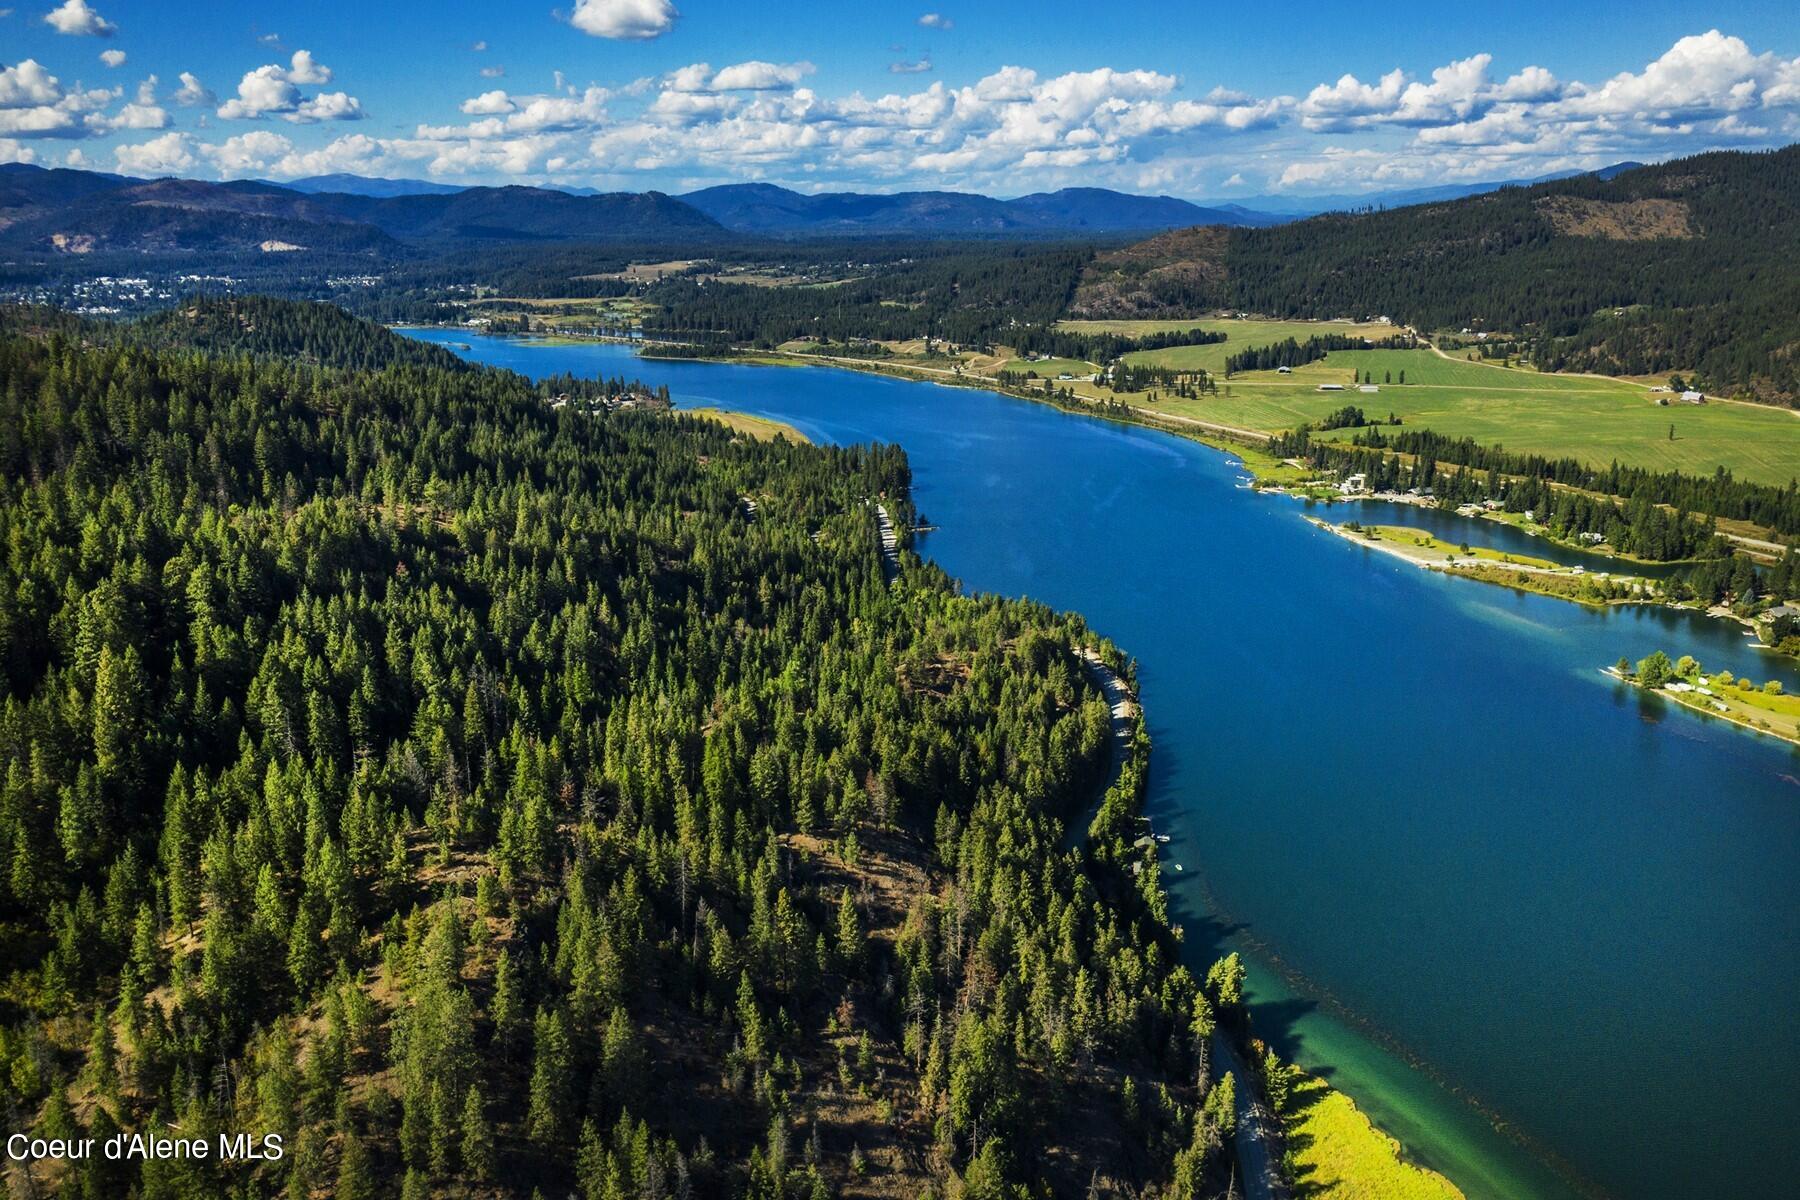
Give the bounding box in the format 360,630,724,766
132,296,473,373
640,244,1089,349
0,317,1237,1199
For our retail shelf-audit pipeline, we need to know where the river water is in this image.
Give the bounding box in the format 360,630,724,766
405,330,1800,1200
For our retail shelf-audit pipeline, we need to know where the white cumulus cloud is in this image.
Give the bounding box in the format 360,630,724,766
0,60,62,107
570,0,676,40
114,131,195,173
218,52,361,122
202,129,293,174
43,0,113,36
172,72,215,107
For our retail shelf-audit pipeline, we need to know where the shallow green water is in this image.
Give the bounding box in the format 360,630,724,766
407,330,1800,1200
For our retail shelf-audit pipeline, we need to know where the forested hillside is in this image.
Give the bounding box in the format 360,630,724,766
1072,148,1800,402
644,245,1088,347
0,318,1242,1199
132,296,472,372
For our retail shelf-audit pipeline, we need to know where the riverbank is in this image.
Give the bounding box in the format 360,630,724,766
1606,662,1800,747
1312,518,1660,606
1073,653,1463,1200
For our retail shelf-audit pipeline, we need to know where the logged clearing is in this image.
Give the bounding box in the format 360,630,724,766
1536,196,1693,240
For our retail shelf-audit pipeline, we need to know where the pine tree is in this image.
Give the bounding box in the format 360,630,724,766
835,890,865,975
336,1128,375,1200
461,1083,495,1182
92,645,149,787
528,1007,572,1146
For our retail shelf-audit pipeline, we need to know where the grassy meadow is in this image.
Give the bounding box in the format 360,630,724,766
1284,1074,1467,1200
1000,356,1099,378
1036,321,1800,486
681,407,809,442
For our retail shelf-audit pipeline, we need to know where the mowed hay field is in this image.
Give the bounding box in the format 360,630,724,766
1081,323,1800,485
1067,316,1405,376
999,356,1099,378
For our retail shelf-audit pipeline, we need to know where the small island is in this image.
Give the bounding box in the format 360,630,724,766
1610,651,1800,745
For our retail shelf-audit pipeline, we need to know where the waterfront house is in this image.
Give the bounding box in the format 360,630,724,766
1340,473,1369,495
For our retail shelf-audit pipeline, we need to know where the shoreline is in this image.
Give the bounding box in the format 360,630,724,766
1309,516,1661,605
1603,665,1800,749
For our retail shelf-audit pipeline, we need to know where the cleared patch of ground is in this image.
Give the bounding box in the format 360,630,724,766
1536,196,1693,240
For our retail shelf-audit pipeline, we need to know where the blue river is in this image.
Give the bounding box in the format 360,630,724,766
405,330,1800,1200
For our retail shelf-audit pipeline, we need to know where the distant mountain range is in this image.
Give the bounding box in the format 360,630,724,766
276,173,469,198
272,166,1649,227
0,164,722,256
0,160,1654,257
1205,163,1644,216
674,183,1283,234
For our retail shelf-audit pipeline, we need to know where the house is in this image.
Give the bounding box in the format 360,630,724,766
1276,365,1293,374
1680,390,1705,404
1057,373,1074,381
1317,383,1345,391
1340,472,1368,495
1359,384,1379,393
1579,532,1606,544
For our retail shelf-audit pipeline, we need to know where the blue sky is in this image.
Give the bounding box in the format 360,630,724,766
3,0,1798,197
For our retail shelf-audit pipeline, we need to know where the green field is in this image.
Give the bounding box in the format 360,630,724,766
1139,348,1800,486
1357,525,1563,570
1093,317,1405,376
1000,357,1098,378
